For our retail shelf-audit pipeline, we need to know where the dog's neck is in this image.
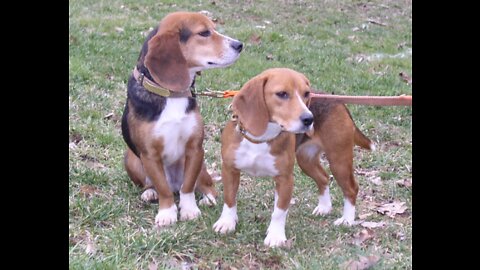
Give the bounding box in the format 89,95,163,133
236,121,283,144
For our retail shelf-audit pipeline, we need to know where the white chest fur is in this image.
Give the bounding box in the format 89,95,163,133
153,98,198,166
234,139,279,177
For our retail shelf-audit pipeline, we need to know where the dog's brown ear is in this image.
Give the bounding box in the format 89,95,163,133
144,32,190,91
232,75,270,137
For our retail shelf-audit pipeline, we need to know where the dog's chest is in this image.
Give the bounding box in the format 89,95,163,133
153,98,198,165
234,139,279,177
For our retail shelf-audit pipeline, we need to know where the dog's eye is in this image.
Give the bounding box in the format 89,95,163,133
304,91,310,98
198,30,211,37
276,91,289,99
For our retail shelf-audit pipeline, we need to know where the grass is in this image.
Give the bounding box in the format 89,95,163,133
69,0,412,268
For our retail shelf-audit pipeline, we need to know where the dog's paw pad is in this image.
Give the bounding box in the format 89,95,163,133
264,233,287,247
199,194,217,206
141,189,158,202
155,206,178,227
180,207,201,221
333,216,356,226
312,204,332,216
213,218,236,234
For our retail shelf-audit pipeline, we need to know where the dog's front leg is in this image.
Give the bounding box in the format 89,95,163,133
178,138,204,221
213,164,240,234
141,156,177,227
264,174,294,247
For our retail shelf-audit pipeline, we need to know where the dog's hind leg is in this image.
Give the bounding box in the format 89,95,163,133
124,148,158,202
196,162,218,206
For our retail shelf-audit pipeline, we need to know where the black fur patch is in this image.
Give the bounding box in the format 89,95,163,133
121,102,139,157
126,75,166,122
186,97,197,113
179,27,192,43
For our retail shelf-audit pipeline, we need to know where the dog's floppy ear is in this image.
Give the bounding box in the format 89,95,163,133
144,32,190,91
232,74,270,137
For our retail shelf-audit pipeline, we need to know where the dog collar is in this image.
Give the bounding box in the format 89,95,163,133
133,67,193,98
234,117,283,144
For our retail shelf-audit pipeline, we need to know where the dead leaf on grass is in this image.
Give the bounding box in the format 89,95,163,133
396,179,412,188
80,185,100,197
266,54,274,60
249,33,262,45
360,221,385,229
369,176,383,186
358,212,373,220
399,72,412,85
353,228,374,246
341,255,380,270
376,202,407,218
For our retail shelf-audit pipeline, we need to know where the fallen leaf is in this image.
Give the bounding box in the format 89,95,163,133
80,185,100,197
249,34,262,45
360,221,385,229
395,179,412,188
358,212,373,220
366,18,387,26
353,228,374,246
369,176,382,186
341,255,380,270
104,112,114,119
376,201,407,218
290,197,297,205
266,54,274,60
85,231,96,255
399,72,412,85
69,142,77,149
115,27,124,33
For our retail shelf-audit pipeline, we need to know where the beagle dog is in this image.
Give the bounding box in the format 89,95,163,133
121,12,243,227
213,68,373,247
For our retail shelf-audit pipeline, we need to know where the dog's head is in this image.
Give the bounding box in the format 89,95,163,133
232,68,313,137
144,12,243,91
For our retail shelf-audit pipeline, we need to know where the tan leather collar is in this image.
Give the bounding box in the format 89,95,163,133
133,67,193,98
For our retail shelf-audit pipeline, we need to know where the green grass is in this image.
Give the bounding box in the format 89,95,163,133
69,0,411,268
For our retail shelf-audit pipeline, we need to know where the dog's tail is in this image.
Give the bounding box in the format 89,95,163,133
354,126,375,151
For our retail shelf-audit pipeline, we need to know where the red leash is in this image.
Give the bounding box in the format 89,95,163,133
310,92,412,106
196,90,412,106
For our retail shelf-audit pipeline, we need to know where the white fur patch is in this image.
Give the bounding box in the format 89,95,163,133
312,186,332,215
153,98,198,166
213,204,238,234
198,193,217,206
264,206,288,247
234,139,279,177
140,188,158,202
284,92,313,133
179,191,201,221
334,198,356,226
155,204,178,227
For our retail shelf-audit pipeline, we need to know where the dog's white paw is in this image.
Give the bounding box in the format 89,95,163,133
180,206,201,221
198,193,217,206
264,228,287,247
213,217,237,234
333,216,356,226
213,204,238,234
179,192,201,221
334,198,356,226
155,205,178,227
141,188,158,202
312,204,332,216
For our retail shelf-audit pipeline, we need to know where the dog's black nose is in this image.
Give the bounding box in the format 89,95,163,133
231,41,243,52
300,113,314,127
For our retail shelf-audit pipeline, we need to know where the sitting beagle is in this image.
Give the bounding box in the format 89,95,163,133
213,68,373,247
121,12,243,227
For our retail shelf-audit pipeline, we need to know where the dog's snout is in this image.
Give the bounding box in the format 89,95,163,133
230,40,243,52
300,113,314,127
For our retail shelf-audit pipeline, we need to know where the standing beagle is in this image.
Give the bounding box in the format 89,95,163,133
121,12,243,227
213,68,373,247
